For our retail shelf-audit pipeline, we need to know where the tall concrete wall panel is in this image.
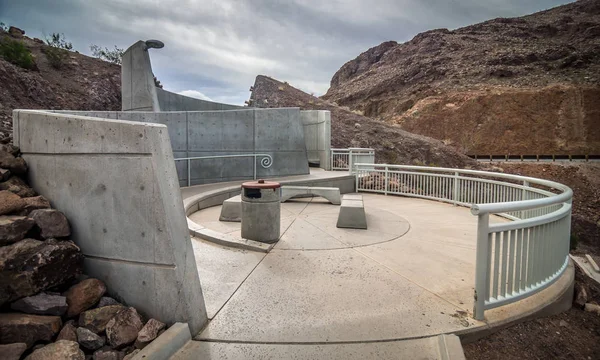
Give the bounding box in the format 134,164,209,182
121,41,160,111
300,110,331,170
13,110,207,334
156,88,243,111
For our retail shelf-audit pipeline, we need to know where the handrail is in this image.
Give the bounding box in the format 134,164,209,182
331,148,375,171
352,163,573,321
175,154,273,187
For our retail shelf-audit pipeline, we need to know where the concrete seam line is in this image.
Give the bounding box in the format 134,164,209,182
84,255,176,269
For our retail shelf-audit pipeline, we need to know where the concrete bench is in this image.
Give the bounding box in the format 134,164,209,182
336,194,367,229
219,195,241,222
280,186,341,205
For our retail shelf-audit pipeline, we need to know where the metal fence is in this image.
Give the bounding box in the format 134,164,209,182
174,154,273,187
352,163,572,320
331,148,375,171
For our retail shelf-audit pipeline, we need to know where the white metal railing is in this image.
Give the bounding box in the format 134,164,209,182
174,154,273,187
352,163,572,320
331,148,375,171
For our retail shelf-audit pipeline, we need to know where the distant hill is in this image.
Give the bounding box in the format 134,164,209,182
0,27,121,144
322,0,600,156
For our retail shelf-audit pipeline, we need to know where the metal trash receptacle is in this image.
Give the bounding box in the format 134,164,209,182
241,179,281,243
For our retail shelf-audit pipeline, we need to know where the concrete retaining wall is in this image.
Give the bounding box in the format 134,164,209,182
53,109,311,186
156,88,242,111
300,110,331,170
13,110,207,334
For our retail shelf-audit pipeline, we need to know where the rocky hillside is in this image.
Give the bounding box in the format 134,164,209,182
323,0,600,155
249,75,474,168
0,27,120,144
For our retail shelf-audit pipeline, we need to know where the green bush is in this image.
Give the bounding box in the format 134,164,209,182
90,44,123,65
0,37,36,69
43,46,68,69
45,33,73,50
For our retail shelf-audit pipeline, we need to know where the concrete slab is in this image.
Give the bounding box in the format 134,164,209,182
172,334,466,360
191,238,265,319
198,248,471,343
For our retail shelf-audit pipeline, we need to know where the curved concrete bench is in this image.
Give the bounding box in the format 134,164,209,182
280,186,341,205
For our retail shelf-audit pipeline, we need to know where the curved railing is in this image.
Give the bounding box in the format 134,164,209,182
175,154,273,187
352,163,572,320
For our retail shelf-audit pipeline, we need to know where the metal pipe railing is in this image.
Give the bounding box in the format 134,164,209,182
352,163,573,321
174,154,273,187
331,148,375,171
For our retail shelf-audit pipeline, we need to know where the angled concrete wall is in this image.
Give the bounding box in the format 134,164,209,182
121,41,160,111
156,88,243,111
300,110,331,170
13,110,207,334
53,109,311,186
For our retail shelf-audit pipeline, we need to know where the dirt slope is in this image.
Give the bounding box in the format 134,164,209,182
0,28,121,144
249,75,475,168
323,0,600,155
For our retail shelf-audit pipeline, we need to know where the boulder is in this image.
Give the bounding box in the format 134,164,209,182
122,349,140,360
0,191,26,215
30,209,71,239
0,216,35,245
135,318,165,349
0,168,10,181
97,297,121,308
574,283,588,308
79,305,126,334
584,303,600,315
0,239,83,305
8,26,25,37
0,343,27,360
0,144,19,157
65,278,107,317
0,313,62,347
77,327,106,350
0,176,37,197
93,349,124,360
22,196,51,214
25,340,85,360
106,308,144,349
56,321,78,342
11,293,68,316
0,152,27,175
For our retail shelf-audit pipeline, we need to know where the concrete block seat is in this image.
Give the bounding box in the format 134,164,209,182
280,186,341,205
219,195,241,222
336,194,367,229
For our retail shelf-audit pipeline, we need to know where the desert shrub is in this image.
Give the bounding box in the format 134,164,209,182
45,33,73,50
0,37,36,69
43,46,68,68
0,22,7,32
90,44,123,65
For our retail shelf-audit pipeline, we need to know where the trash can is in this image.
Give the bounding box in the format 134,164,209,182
241,179,281,243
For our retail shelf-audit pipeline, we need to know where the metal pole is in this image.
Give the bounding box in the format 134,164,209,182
474,212,490,320
349,149,353,174
521,180,529,219
384,166,389,195
453,171,459,206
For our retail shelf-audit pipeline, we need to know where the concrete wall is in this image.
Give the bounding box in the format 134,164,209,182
300,110,331,170
156,88,243,111
121,41,160,111
52,109,311,186
13,110,207,334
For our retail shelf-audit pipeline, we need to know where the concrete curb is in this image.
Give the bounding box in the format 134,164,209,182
437,334,466,360
132,322,191,360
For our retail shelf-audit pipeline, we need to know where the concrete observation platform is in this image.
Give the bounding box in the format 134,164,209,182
178,170,573,359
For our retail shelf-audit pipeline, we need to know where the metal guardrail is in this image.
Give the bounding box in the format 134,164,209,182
174,154,273,187
470,154,600,162
331,148,375,171
352,163,572,320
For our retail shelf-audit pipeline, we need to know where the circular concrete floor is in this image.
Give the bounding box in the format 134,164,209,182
188,194,574,344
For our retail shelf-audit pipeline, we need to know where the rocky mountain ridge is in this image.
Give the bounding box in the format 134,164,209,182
323,0,600,155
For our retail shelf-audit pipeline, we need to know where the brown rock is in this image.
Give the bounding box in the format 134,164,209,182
0,313,62,348
65,278,107,317
584,303,600,315
0,191,26,215
56,321,78,342
0,239,83,305
122,349,140,360
93,349,124,360
574,283,588,308
22,196,51,213
97,297,121,308
77,327,106,350
25,340,85,360
0,216,35,245
0,343,27,360
8,26,25,37
11,293,68,316
79,305,126,334
30,209,71,239
106,308,144,349
0,177,37,197
0,144,19,157
135,318,165,349
0,152,27,175
0,168,10,181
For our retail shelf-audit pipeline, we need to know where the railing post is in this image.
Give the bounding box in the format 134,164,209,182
452,171,459,206
384,166,389,196
187,159,191,187
521,180,529,219
474,212,490,321
349,149,354,174
354,164,359,192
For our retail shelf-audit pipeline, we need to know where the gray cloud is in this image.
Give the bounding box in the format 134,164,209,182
1,0,573,104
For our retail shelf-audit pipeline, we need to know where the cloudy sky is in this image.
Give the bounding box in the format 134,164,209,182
1,0,572,105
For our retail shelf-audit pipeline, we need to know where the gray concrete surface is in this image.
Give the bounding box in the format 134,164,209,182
241,185,281,243
280,186,341,204
170,334,466,360
337,195,367,229
121,41,160,111
300,110,331,170
218,194,241,222
156,88,243,111
13,110,207,334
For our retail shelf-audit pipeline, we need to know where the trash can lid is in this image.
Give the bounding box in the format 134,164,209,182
242,179,281,189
